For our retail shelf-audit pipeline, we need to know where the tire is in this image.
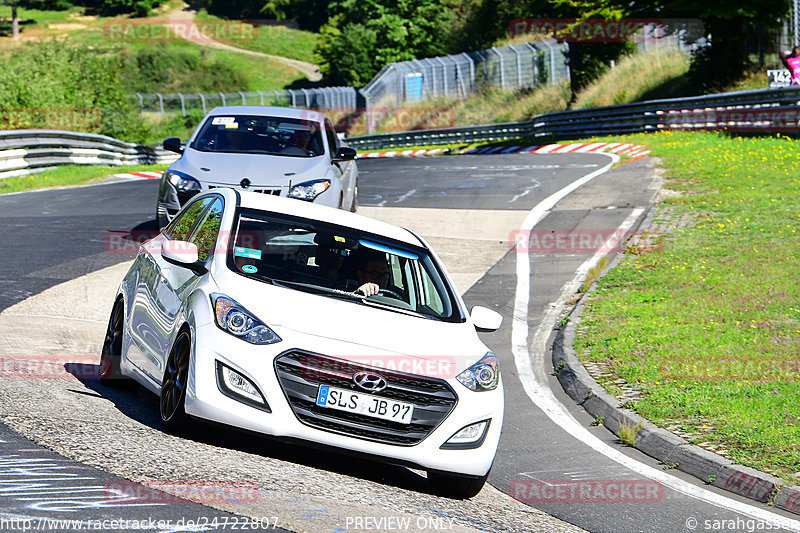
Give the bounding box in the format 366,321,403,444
427,470,489,499
160,330,191,432
99,299,133,388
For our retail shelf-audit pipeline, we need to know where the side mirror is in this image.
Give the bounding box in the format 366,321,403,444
161,240,206,274
163,137,183,154
470,306,503,332
332,146,357,162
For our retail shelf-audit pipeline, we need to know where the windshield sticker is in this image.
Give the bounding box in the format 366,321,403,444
242,265,258,274
234,247,262,260
334,236,345,243
212,116,236,125
225,122,239,129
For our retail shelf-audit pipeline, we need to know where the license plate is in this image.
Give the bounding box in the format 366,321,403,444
315,385,414,424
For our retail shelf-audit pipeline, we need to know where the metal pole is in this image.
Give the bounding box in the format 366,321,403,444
178,93,186,117
435,57,449,96
794,0,799,47
490,47,505,90
524,42,539,85
461,53,475,92
199,94,206,115
239,91,246,106
157,93,165,115
257,90,264,106
509,44,523,88
219,92,226,106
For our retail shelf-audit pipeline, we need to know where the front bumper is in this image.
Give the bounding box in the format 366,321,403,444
185,323,503,477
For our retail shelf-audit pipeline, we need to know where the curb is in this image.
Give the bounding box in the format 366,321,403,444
549,216,800,516
356,142,650,159
112,170,163,180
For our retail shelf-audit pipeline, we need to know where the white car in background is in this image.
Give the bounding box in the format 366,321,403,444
157,106,358,229
101,188,504,499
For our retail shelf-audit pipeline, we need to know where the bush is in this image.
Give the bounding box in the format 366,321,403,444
0,41,147,141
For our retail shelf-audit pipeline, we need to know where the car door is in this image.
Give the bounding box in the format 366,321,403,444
129,196,213,383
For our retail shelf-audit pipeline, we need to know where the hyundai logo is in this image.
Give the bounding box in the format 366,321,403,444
240,178,251,189
353,371,387,393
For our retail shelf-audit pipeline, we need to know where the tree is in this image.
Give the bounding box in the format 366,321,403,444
0,0,20,39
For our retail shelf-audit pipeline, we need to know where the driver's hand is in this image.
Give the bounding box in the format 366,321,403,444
355,283,379,296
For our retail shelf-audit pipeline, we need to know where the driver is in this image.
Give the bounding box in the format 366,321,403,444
354,250,389,296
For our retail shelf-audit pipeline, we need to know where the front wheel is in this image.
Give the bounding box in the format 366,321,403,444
160,330,191,432
427,470,489,499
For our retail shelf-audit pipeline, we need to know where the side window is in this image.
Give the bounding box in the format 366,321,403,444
189,198,224,262
325,118,339,155
167,197,213,241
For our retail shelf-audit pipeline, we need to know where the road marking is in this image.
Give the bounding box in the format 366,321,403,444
511,154,800,530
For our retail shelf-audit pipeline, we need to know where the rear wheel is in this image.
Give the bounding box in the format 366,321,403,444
427,470,489,499
99,299,132,388
160,330,191,432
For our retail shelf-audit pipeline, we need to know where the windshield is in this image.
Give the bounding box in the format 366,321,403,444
191,114,324,157
227,209,462,321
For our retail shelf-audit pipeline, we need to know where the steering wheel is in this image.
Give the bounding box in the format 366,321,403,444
378,288,404,300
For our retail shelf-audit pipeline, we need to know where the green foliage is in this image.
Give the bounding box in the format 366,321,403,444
79,0,165,17
315,0,463,86
0,41,147,141
115,47,250,94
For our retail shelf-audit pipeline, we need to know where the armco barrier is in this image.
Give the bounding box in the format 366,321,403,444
345,86,800,150
0,130,179,180
4,86,800,178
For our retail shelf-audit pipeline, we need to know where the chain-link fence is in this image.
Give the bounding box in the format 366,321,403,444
359,40,570,109
131,87,359,115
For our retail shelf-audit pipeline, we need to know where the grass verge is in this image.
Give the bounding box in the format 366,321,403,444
572,131,799,480
0,164,167,194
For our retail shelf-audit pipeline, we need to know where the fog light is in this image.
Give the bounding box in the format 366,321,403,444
441,420,490,450
215,362,270,412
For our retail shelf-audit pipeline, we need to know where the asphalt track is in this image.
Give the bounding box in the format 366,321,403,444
0,153,797,532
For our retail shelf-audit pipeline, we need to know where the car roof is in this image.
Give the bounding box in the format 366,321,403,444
205,106,327,123
233,190,425,247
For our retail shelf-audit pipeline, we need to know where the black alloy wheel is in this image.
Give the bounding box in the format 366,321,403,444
99,299,131,387
160,330,191,432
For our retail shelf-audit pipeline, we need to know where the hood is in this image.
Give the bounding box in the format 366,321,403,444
176,149,331,187
232,282,483,379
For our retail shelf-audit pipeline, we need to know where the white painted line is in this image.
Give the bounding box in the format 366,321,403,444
534,144,562,154
511,158,800,530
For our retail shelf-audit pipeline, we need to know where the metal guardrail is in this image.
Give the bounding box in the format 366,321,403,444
3,86,800,179
346,86,800,150
0,130,179,180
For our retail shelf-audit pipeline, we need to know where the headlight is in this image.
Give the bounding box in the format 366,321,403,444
456,352,499,392
288,179,331,201
168,171,201,192
211,294,281,345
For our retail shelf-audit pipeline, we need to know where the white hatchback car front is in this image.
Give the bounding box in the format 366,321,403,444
102,188,503,499
156,106,358,229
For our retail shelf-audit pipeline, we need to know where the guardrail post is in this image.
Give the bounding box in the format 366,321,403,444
198,93,207,115
178,93,186,117
219,92,226,106
239,91,246,106
157,93,165,115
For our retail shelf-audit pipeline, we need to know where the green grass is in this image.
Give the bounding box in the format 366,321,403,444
573,49,691,108
0,164,167,194
572,131,800,479
194,10,319,64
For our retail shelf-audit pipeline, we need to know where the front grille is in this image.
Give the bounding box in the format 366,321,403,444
274,350,458,446
208,185,282,195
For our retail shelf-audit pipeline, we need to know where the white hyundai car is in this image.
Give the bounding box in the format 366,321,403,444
156,106,358,229
101,188,504,498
